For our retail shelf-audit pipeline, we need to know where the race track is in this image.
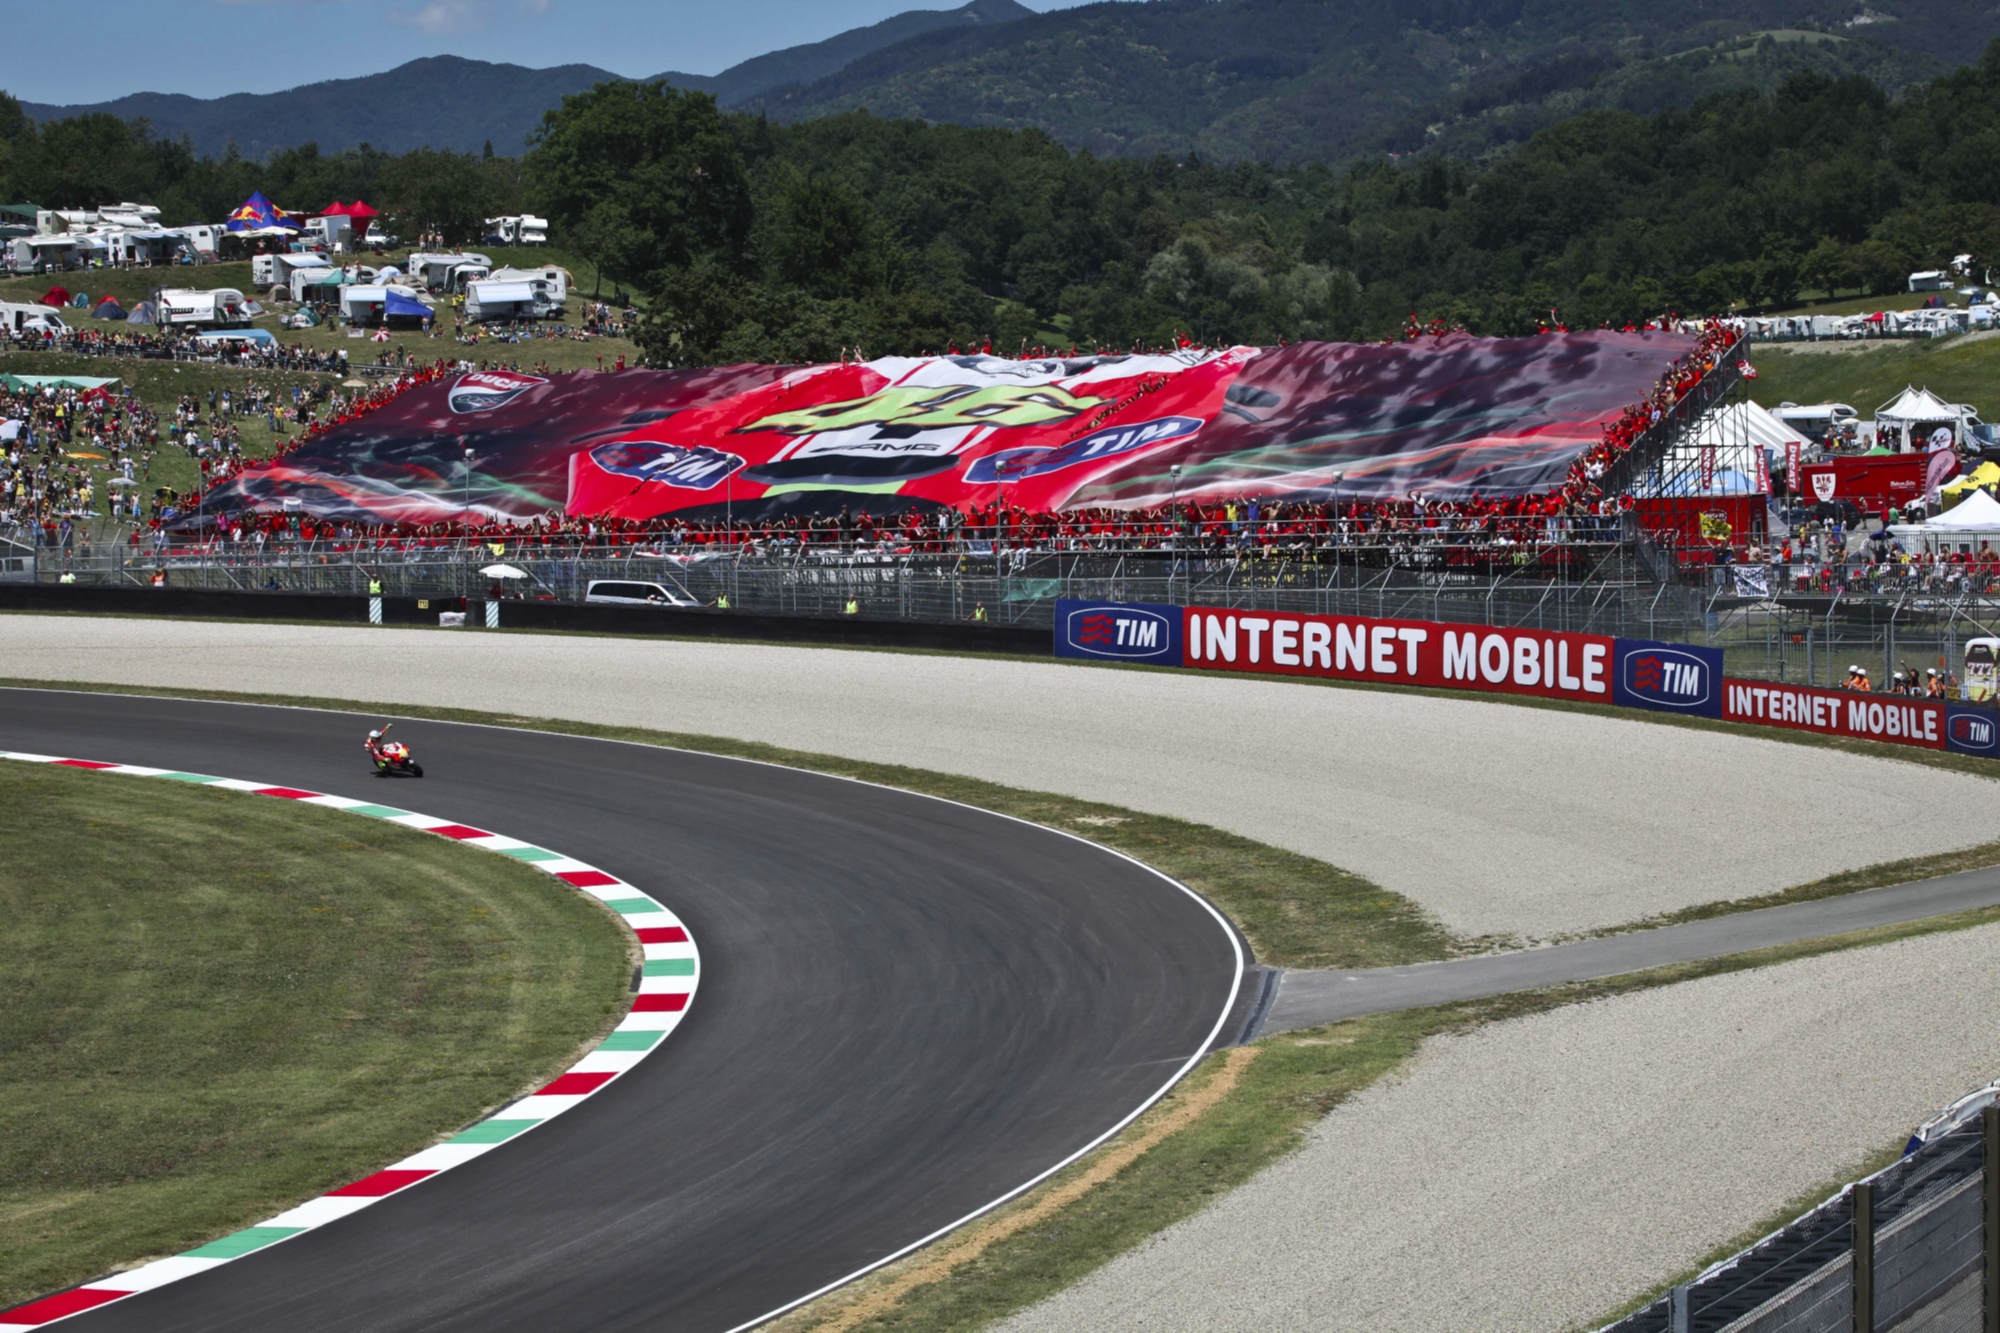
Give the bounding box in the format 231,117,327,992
0,688,1244,1333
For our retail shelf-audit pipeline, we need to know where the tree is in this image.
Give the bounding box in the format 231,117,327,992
524,82,752,289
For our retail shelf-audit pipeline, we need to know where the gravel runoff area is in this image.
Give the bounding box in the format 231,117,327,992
1,615,1993,940
1001,922,2000,1333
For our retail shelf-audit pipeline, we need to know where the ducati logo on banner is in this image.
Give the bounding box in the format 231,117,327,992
1811,472,1837,502
448,370,547,414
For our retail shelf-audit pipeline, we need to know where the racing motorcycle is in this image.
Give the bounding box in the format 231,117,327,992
364,724,424,778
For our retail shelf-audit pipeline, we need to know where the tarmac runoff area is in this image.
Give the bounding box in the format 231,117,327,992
0,615,1993,940
999,922,2000,1333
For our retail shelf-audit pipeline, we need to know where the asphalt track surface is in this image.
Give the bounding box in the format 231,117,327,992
0,688,1247,1333
1262,862,2000,1034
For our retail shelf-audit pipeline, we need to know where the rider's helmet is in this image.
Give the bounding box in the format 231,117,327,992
368,730,382,742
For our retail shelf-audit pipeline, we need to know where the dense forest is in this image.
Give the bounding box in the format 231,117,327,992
9,33,2000,363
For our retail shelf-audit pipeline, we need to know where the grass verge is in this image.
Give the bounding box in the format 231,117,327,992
0,761,632,1310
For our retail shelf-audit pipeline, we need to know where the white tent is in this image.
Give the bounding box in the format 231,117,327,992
1633,402,1805,496
1889,487,2000,552
1925,488,2000,531
1875,385,1978,448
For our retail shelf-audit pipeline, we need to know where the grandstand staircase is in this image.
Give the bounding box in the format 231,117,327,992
1598,339,1755,584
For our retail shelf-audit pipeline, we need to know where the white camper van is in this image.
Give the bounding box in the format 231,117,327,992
0,303,68,336
484,215,548,245
156,288,251,328
464,277,561,322
488,265,570,301
408,252,493,291
252,252,331,291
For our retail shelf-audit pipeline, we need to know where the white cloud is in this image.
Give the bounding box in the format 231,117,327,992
391,0,480,31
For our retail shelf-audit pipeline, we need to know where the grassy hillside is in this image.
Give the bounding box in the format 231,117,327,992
752,0,1980,162
1749,333,2000,418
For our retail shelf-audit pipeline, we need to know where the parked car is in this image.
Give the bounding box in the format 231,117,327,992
584,579,699,607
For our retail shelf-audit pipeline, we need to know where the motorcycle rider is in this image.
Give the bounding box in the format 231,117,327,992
364,727,390,764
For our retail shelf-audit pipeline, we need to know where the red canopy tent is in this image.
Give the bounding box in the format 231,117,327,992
319,200,377,237
343,199,378,237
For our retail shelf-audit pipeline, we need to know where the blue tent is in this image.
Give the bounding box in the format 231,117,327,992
225,190,300,232
92,299,127,320
384,291,432,321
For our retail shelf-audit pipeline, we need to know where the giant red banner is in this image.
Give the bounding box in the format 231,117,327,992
198,332,1696,525
1181,605,1615,703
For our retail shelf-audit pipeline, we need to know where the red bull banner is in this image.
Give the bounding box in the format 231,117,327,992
200,331,1695,524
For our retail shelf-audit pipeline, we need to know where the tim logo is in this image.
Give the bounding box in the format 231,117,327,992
1950,713,1998,751
1625,649,1712,708
590,440,744,491
964,416,1204,484
1066,605,1170,660
448,370,547,414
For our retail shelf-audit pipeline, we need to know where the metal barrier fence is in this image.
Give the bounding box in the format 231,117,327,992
1602,1104,1997,1333
22,536,2000,693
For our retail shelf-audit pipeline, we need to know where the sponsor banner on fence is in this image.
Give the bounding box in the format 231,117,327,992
1946,703,2000,757
1612,639,1725,718
1722,678,1945,749
1054,599,1182,664
1049,602,1997,759
1180,605,1615,703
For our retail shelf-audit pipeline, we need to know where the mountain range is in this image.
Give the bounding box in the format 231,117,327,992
15,0,1032,161
17,0,2000,164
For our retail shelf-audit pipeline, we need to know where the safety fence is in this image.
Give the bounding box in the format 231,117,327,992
1600,1101,1997,1333
20,541,2000,697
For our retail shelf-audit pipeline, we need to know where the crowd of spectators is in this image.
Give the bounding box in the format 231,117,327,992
1,379,163,540
2,319,353,374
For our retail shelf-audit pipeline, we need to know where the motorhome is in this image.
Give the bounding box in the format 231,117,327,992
252,251,332,291
488,265,570,300
1773,402,1859,440
407,252,493,291
292,266,346,304
443,262,489,295
463,277,561,322
483,215,548,245
105,228,189,265
97,202,163,228
156,288,251,328
0,302,68,336
10,233,106,271
338,284,430,324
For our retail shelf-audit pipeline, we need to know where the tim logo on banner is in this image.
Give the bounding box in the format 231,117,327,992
1613,639,1724,717
1053,599,1181,664
1947,705,2000,756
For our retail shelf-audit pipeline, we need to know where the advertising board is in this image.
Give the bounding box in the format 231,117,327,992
1721,678,1945,749
1052,599,1182,665
1179,605,1614,704
1052,600,1998,759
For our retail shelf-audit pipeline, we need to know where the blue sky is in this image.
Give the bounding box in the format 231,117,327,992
8,0,1091,105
